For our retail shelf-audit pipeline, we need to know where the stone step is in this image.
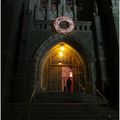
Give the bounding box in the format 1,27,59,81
2,103,119,120
34,92,106,103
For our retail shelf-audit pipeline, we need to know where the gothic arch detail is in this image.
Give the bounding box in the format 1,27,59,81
34,33,96,94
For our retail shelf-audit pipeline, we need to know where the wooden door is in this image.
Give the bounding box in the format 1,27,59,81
73,65,84,92
48,66,62,92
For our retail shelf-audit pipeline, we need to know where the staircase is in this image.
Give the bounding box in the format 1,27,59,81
2,93,119,120
34,92,99,103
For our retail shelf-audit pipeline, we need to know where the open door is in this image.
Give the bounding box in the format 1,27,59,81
62,67,73,92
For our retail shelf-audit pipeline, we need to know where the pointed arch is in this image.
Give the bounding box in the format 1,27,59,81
34,33,96,94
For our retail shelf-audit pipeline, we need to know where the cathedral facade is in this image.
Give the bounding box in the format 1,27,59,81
2,0,119,106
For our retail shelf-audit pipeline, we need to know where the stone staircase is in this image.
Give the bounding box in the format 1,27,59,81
30,103,118,120
33,92,109,104
2,93,119,120
34,92,99,103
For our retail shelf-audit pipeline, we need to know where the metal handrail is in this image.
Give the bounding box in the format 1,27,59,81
79,82,85,92
29,90,36,103
96,89,109,103
96,89,112,119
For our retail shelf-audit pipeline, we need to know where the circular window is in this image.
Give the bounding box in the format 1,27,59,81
54,16,74,34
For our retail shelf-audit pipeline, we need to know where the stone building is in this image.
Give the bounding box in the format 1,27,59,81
2,0,119,119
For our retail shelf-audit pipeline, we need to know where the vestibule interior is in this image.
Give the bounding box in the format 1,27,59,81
40,42,90,93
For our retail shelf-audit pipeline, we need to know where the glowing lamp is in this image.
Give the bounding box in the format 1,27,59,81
60,46,64,51
69,72,73,77
58,62,62,65
59,52,63,57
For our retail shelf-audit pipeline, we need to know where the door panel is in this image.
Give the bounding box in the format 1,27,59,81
73,65,84,92
48,66,62,92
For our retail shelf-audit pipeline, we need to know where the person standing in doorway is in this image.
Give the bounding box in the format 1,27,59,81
66,77,72,92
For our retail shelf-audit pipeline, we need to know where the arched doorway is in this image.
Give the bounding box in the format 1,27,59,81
34,34,96,95
36,42,94,94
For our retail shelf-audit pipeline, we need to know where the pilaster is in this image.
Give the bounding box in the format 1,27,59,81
63,0,66,16
47,0,51,19
90,62,96,96
111,0,119,41
58,4,62,16
73,0,77,21
93,15,108,93
14,10,33,102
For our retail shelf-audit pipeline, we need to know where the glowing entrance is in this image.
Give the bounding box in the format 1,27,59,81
40,42,89,93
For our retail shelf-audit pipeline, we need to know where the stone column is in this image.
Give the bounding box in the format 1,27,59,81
90,62,96,96
94,15,108,92
47,0,51,19
35,0,41,20
58,0,62,16
59,0,66,16
73,0,77,20
111,0,119,41
14,9,33,102
63,0,66,16
37,0,40,6
94,1,98,15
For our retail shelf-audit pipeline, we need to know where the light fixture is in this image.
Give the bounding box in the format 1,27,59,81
69,72,73,77
58,62,62,65
59,51,63,57
60,46,64,51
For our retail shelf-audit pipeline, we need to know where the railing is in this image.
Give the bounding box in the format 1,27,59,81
29,90,36,103
79,82,85,93
96,89,109,103
96,89,112,119
32,20,92,31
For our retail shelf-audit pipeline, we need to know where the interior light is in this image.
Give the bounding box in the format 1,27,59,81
59,52,63,57
58,62,62,65
60,46,64,51
69,72,73,77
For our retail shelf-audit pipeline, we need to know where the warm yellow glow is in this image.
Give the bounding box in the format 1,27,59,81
60,46,64,51
59,52,63,57
69,72,73,77
58,62,62,65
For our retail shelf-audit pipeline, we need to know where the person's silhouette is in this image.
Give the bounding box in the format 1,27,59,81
66,77,72,92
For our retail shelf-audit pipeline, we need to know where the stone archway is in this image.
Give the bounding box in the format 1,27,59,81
34,34,96,95
41,42,85,92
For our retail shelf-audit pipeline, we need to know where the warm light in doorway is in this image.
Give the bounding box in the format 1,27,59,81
58,62,62,65
69,72,73,77
59,51,63,57
60,46,64,51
